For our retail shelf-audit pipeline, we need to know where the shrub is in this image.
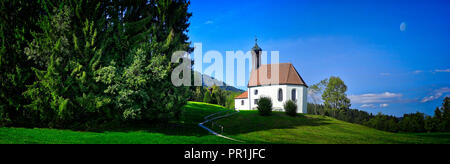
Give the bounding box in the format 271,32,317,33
284,100,297,117
257,97,273,116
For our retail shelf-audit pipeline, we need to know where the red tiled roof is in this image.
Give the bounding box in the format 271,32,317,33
248,63,307,87
235,91,248,99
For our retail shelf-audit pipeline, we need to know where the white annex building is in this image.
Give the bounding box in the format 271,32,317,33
234,41,308,113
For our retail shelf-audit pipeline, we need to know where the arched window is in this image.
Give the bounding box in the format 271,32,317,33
241,100,244,105
278,88,283,102
292,89,296,101
254,89,258,95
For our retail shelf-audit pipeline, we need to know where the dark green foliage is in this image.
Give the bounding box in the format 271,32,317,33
5,102,450,144
198,85,239,109
308,103,372,125
309,103,401,132
424,98,450,132
191,86,205,102
23,2,108,128
284,100,297,117
309,77,450,133
0,0,193,128
0,0,42,126
93,0,193,122
398,112,425,132
442,97,450,131
212,85,226,106
364,113,399,132
257,97,273,116
425,115,440,132
309,98,450,133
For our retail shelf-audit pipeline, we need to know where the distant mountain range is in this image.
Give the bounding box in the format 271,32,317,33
193,71,244,92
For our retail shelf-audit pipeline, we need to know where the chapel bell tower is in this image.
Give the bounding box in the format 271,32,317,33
251,37,262,70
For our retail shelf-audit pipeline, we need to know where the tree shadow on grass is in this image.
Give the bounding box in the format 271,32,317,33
6,103,331,138
89,103,231,137
93,111,332,137
88,122,213,137
410,133,450,140
212,111,332,135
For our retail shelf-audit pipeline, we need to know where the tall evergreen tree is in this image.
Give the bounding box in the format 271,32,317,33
1,0,194,128
94,0,193,122
0,0,42,126
441,97,450,131
23,1,109,128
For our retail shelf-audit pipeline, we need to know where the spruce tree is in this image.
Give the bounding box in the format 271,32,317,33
0,0,42,126
1,0,193,128
23,1,110,128
442,97,450,131
95,0,193,122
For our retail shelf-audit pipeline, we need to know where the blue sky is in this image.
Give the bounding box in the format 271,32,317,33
187,0,450,116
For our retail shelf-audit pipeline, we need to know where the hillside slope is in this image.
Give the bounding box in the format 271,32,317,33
0,102,448,144
0,102,236,144
212,111,450,144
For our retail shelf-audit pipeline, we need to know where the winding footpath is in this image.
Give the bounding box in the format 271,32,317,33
198,109,244,143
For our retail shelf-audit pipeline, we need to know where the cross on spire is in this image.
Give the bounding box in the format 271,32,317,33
252,36,262,52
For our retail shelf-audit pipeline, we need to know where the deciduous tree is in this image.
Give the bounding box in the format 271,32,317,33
322,76,351,110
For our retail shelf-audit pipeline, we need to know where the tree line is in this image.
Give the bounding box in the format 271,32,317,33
189,86,240,110
0,0,192,129
309,76,450,133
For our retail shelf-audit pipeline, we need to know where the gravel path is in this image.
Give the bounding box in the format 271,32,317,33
198,110,243,143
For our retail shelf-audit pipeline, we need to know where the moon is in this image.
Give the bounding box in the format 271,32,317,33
400,22,406,32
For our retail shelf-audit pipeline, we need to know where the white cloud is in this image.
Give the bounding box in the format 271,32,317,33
360,104,376,108
421,87,450,103
307,89,323,103
204,20,214,25
421,96,435,103
435,69,450,73
411,69,449,74
360,103,389,108
349,92,403,104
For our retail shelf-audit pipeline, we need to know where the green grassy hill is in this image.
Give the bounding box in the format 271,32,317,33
0,102,235,144
212,111,450,144
0,101,449,144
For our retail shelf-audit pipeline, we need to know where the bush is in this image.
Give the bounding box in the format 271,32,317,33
257,97,273,116
284,100,297,117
